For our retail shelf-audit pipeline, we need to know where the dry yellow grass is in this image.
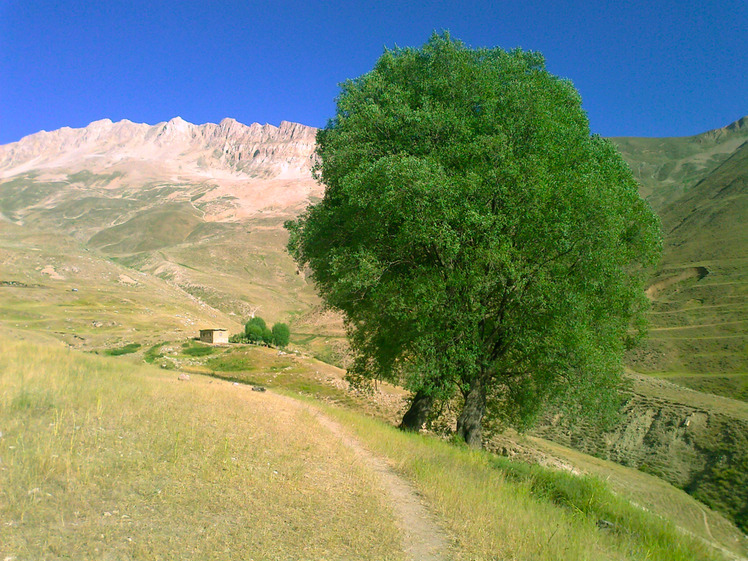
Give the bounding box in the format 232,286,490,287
0,339,405,560
2,336,744,561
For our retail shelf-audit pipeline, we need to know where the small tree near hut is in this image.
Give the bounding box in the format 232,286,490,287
272,323,291,348
245,317,266,343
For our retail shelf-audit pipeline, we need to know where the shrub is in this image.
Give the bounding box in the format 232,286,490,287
104,343,141,356
245,324,263,343
245,317,267,332
261,327,273,345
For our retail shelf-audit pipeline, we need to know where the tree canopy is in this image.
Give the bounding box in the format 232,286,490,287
272,322,291,348
286,33,661,446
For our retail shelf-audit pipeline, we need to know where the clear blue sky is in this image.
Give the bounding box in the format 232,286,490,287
1,0,745,145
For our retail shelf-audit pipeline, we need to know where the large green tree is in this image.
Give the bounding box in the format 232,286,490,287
286,34,661,446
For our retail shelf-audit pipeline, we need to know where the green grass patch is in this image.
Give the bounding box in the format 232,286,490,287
206,351,256,372
103,342,141,356
10,389,54,413
177,340,218,357
143,343,164,363
490,456,693,550
182,345,217,357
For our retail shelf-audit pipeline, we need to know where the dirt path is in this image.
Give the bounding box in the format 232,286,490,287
266,389,450,561
701,508,716,542
310,410,451,561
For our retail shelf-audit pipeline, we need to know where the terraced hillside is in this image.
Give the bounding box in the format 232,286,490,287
613,119,748,392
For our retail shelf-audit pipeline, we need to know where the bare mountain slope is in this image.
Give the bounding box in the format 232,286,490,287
0,118,323,344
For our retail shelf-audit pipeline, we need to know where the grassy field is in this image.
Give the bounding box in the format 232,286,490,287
125,340,748,548
0,339,405,560
4,336,743,560
658,372,748,402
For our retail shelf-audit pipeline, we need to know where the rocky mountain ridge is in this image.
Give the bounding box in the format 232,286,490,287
0,117,318,182
0,118,322,224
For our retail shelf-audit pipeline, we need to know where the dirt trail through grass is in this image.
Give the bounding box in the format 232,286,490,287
312,410,450,561
273,392,451,561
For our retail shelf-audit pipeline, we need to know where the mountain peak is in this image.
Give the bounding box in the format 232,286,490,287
167,116,189,127
725,115,748,132
0,116,319,182
219,117,239,126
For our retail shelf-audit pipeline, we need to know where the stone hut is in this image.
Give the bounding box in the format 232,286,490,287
199,328,228,344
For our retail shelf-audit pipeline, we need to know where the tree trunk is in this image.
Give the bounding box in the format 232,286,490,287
456,378,486,448
399,390,433,432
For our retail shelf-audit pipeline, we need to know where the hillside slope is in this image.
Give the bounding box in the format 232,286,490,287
626,137,748,379
0,118,323,340
611,116,748,212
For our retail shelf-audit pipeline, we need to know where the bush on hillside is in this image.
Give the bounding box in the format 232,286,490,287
234,317,291,348
261,327,273,345
245,324,264,343
272,323,290,347
245,317,267,332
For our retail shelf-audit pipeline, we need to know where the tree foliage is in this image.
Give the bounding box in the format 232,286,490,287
244,317,269,343
272,323,291,348
242,317,290,347
246,317,267,332
286,33,661,445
